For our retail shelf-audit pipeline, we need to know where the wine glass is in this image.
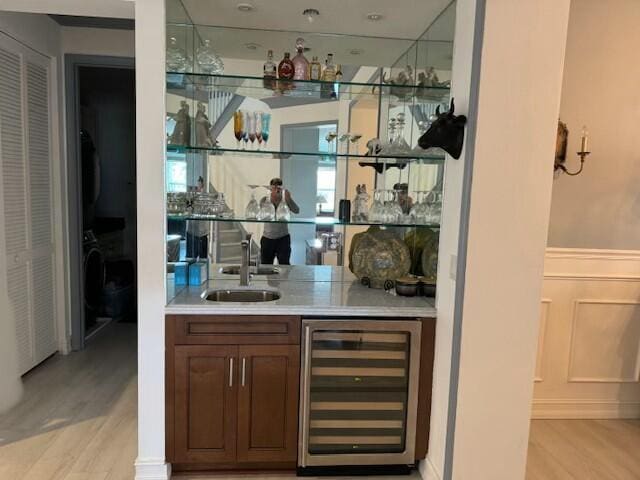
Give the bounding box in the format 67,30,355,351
394,113,412,155
248,112,257,149
233,111,245,149
255,112,263,150
338,134,351,155
257,198,276,221
242,111,250,150
261,113,272,149
409,191,421,223
325,131,338,154
349,133,363,155
244,186,260,219
369,190,384,223
276,189,291,221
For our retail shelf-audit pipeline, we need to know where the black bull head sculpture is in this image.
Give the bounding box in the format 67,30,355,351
418,98,467,159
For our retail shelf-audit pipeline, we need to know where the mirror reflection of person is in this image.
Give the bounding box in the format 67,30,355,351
187,176,208,259
394,182,414,215
260,177,299,265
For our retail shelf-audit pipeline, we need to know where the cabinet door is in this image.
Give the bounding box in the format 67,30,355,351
174,345,238,464
237,345,300,463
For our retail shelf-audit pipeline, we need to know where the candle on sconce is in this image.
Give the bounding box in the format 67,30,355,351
580,125,589,153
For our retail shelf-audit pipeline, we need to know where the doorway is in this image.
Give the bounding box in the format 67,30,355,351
65,56,136,349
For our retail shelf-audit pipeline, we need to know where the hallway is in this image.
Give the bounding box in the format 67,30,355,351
0,323,137,480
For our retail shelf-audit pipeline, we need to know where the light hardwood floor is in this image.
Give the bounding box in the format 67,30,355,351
0,323,137,480
527,419,640,480
2,323,639,480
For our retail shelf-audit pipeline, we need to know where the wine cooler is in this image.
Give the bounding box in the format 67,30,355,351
298,319,422,471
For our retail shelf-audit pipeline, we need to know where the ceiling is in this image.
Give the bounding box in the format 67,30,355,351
168,0,455,69
0,0,134,19
171,0,454,40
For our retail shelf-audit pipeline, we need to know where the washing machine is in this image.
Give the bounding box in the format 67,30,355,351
83,230,104,323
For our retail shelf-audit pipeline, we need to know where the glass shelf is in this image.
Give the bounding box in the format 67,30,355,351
166,214,440,230
166,144,445,164
166,72,450,103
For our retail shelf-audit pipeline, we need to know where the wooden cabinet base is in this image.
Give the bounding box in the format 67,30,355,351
171,462,297,473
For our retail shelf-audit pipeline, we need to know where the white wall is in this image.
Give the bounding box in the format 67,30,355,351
533,248,640,419
548,0,640,250
134,0,170,478
447,1,571,479
61,27,135,57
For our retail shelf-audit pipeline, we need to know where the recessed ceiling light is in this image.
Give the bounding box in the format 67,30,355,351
349,48,364,56
303,8,320,23
366,12,383,21
237,3,254,12
244,42,261,50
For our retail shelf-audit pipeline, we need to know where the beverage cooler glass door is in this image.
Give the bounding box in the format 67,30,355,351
298,320,422,467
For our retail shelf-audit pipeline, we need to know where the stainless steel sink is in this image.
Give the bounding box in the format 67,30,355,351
220,266,280,275
202,288,281,302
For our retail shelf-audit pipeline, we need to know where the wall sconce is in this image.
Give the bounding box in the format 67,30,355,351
554,121,591,176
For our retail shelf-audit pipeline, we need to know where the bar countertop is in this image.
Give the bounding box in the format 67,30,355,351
166,265,436,318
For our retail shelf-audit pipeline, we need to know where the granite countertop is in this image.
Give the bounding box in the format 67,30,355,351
166,265,436,317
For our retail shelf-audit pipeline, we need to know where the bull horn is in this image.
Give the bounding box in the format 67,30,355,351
435,105,441,116
449,98,455,114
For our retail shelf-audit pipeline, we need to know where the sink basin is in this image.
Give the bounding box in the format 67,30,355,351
220,266,280,275
202,288,281,302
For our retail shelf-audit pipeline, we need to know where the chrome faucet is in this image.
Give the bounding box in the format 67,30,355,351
239,233,252,287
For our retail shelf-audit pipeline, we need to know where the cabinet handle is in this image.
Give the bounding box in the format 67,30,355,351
229,357,234,387
241,358,246,387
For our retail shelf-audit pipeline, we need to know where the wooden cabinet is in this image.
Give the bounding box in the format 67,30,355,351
173,345,237,464
166,315,300,470
237,345,299,463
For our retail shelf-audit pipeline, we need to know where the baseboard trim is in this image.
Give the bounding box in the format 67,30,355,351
532,400,640,419
419,456,442,480
135,458,171,480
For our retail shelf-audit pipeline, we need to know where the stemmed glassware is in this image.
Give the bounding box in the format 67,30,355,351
255,112,263,150
261,113,271,150
338,134,350,155
380,118,397,156
248,113,257,149
276,189,291,221
369,190,385,223
244,185,260,219
349,133,363,154
242,111,250,150
325,131,338,154
233,111,245,149
257,186,276,221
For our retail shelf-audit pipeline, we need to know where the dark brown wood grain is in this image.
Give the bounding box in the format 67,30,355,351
173,345,238,464
237,345,300,463
170,315,300,345
415,317,436,460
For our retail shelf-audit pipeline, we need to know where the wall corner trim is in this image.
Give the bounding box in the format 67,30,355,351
420,455,442,480
134,458,171,480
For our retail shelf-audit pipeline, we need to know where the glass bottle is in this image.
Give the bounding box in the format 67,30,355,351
278,52,294,80
292,38,310,80
263,49,277,90
336,64,343,82
309,56,322,81
196,39,224,75
321,54,336,82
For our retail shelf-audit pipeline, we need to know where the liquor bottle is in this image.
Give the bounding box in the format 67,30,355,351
336,64,343,81
292,38,310,80
263,49,277,90
321,54,337,82
309,56,322,81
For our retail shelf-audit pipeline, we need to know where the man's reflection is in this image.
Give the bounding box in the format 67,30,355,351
260,177,300,265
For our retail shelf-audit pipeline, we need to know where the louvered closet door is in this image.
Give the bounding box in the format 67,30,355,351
0,37,57,374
